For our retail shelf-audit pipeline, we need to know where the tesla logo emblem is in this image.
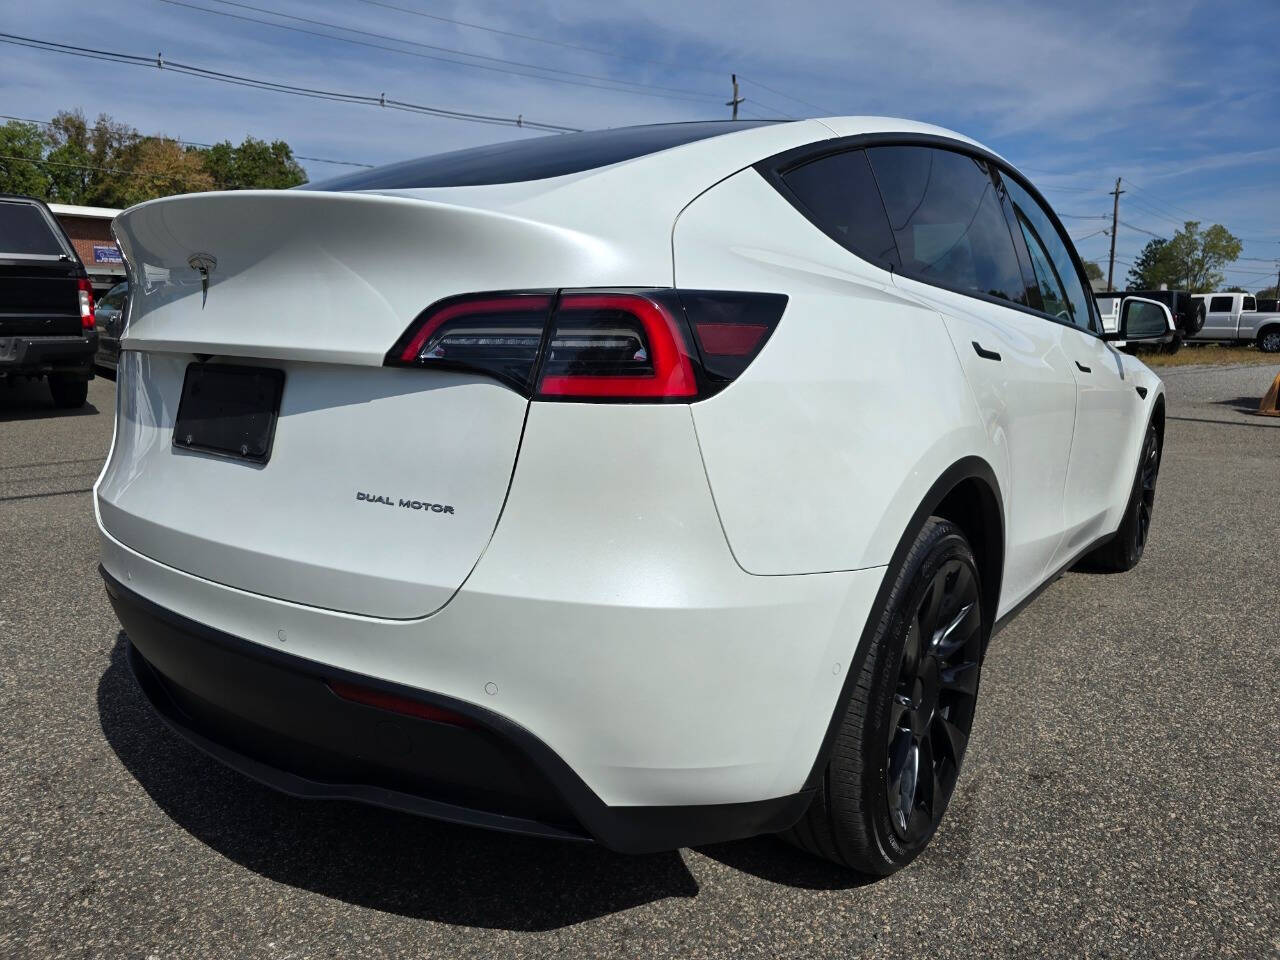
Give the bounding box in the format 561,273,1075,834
187,253,217,306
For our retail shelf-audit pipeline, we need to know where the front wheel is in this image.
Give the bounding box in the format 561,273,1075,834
782,518,985,874
1081,420,1160,572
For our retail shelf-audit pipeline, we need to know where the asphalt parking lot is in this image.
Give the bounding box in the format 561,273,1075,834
2,364,1278,959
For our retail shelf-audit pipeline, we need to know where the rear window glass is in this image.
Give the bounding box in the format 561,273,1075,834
867,146,1028,307
781,149,901,269
1243,296,1256,312
301,121,777,191
0,201,66,257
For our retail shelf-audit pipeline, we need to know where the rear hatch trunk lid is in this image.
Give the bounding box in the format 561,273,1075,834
98,190,577,619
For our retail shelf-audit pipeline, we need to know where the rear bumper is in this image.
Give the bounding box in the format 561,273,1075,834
0,332,97,376
105,567,814,853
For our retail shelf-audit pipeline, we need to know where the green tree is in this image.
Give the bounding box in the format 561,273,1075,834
1162,221,1243,293
1222,285,1248,293
1125,238,1173,289
1082,260,1103,282
199,136,307,190
0,121,52,197
1256,285,1278,299
112,138,214,208
43,110,139,206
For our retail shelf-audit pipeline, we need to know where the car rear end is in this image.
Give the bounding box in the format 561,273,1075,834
98,125,880,851
0,195,97,402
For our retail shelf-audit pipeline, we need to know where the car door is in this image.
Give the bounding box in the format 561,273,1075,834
999,174,1136,560
864,145,1078,608
1203,295,1236,339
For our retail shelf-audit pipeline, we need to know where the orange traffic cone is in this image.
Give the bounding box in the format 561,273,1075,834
1258,370,1280,417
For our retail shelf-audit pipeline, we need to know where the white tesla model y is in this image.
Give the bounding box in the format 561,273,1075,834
98,118,1168,873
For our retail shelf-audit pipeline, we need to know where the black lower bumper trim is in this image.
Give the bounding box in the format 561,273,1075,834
0,333,97,376
103,567,811,853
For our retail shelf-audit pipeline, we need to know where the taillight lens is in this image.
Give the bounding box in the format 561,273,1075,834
77,278,95,330
386,292,552,392
385,289,787,402
538,293,697,400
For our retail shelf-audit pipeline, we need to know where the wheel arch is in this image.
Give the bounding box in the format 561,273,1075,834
1151,393,1166,452
1256,322,1280,350
801,455,1003,792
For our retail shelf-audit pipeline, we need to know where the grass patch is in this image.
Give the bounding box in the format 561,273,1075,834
1134,344,1280,368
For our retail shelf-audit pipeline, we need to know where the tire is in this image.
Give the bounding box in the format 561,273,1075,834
1081,420,1160,572
782,518,985,874
1185,301,1206,337
1162,335,1182,356
48,375,88,409
1257,327,1280,354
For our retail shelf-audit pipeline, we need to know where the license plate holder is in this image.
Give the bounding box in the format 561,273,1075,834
173,363,285,464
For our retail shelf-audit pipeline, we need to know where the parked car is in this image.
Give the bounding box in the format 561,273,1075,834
93,280,128,372
1095,288,1202,352
0,194,97,407
98,118,1168,875
1189,292,1280,352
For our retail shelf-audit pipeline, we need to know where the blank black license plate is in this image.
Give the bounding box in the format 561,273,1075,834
173,363,285,463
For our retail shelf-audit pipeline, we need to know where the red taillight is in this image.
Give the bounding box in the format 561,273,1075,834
386,292,552,391
327,679,479,729
385,289,787,402
537,293,697,400
77,278,95,330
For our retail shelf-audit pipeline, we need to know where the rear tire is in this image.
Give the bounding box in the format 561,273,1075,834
1081,420,1160,572
782,518,985,874
1257,328,1280,354
48,375,88,409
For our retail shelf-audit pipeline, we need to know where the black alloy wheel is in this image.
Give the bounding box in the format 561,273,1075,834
884,556,982,844
1080,417,1161,572
781,518,986,874
1134,423,1159,559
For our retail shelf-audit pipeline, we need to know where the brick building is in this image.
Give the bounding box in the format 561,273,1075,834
49,203,124,296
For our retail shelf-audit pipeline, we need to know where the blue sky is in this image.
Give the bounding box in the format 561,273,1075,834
3,0,1278,289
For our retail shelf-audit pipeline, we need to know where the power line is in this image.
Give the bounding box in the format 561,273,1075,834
0,32,581,133
736,75,833,116
161,0,723,105
0,112,375,167
1118,220,1164,239
346,0,822,117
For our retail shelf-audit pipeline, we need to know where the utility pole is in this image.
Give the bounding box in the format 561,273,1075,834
726,74,744,120
1107,177,1125,292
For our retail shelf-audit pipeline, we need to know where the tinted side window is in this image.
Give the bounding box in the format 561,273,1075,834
0,201,65,257
1243,296,1256,312
1001,176,1095,330
867,146,1027,306
781,149,900,269
1209,296,1233,312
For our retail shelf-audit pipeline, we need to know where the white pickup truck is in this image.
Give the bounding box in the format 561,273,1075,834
1189,292,1280,352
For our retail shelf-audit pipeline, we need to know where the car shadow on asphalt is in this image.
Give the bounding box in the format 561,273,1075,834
96,633,706,930
0,378,100,422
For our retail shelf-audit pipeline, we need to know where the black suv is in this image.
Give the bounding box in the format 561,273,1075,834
1,195,98,408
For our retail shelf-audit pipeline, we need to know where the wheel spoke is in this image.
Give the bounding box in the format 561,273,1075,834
939,659,980,697
934,601,980,658
916,577,943,651
917,733,942,821
887,733,918,835
901,619,923,680
889,692,912,734
933,714,969,765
